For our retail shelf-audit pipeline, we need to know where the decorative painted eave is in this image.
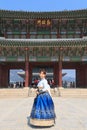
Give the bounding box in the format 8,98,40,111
0,38,87,47
0,9,87,19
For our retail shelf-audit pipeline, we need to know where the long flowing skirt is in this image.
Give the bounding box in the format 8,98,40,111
30,92,56,126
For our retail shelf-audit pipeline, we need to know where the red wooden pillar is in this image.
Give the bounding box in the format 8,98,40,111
54,61,62,87
0,65,2,87
54,63,58,86
85,66,87,87
0,65,9,87
76,66,85,88
26,33,30,39
29,64,32,86
25,48,29,87
58,60,62,87
58,47,63,87
53,63,58,86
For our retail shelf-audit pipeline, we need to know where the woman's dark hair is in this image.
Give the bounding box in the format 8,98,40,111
39,69,46,75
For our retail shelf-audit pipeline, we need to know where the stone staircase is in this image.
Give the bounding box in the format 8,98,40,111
0,88,87,98
0,88,29,98
58,88,87,98
28,88,87,98
28,88,60,97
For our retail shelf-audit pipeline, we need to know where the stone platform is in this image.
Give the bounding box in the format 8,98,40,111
0,97,87,130
0,88,87,98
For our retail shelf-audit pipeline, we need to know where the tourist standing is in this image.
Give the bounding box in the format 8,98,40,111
30,69,56,127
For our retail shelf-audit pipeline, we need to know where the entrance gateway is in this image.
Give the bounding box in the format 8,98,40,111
0,9,87,88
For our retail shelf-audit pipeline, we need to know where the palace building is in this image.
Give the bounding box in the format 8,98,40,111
0,9,87,88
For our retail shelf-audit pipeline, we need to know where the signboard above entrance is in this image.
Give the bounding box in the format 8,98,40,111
36,19,51,27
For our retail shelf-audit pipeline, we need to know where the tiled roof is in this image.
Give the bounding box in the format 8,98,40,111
0,9,87,19
0,38,87,47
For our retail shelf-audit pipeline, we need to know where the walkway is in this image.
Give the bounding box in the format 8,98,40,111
0,97,87,130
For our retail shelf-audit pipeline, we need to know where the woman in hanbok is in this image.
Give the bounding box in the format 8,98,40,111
30,69,56,127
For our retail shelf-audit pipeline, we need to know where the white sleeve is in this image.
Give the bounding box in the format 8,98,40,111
37,81,43,87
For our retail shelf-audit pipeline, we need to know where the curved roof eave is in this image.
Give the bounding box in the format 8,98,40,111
0,9,87,19
0,38,87,47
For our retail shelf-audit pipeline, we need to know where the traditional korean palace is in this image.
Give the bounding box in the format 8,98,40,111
0,9,87,88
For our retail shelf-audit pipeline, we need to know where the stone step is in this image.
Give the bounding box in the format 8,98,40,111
28,88,87,97
0,88,29,98
0,88,87,98
58,88,87,97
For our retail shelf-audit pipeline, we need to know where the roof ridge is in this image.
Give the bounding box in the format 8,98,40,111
0,9,87,13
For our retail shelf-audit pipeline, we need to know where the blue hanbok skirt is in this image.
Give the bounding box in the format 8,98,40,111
30,91,56,126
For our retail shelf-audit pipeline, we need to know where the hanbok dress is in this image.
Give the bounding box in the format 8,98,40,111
30,78,56,127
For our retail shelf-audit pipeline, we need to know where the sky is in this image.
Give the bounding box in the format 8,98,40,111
0,0,85,78
0,0,87,12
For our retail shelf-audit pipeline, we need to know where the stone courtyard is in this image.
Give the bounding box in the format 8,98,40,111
0,97,87,130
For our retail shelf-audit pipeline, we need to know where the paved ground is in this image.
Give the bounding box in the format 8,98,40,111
0,97,87,130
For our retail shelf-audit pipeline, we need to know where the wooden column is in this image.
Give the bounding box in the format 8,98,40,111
84,66,87,88
54,61,62,87
0,65,2,87
29,64,32,86
58,47,63,87
0,65,9,88
25,48,29,87
54,62,58,86
76,66,85,88
26,33,30,39
58,60,62,87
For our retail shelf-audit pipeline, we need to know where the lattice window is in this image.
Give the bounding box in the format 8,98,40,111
0,48,2,56
1,47,6,56
68,48,74,56
13,24,20,32
18,48,25,56
4,48,13,56
51,26,57,32
62,48,68,56
6,24,13,32
61,34,66,38
7,34,13,39
61,19,67,25
67,35,73,38
29,48,33,56
53,47,59,56
30,35,36,39
76,19,82,24
37,47,41,56
37,35,43,39
12,47,18,56
29,20,36,28
75,27,81,34
14,35,20,39
74,35,80,38
60,26,67,34
21,20,26,24
21,35,26,39
51,35,57,39
83,48,87,56
44,35,50,39
21,24,26,32
52,19,58,26
30,26,36,32
44,47,51,56
75,48,82,56
32,48,37,56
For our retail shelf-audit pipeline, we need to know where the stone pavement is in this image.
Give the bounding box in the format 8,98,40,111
0,97,87,130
